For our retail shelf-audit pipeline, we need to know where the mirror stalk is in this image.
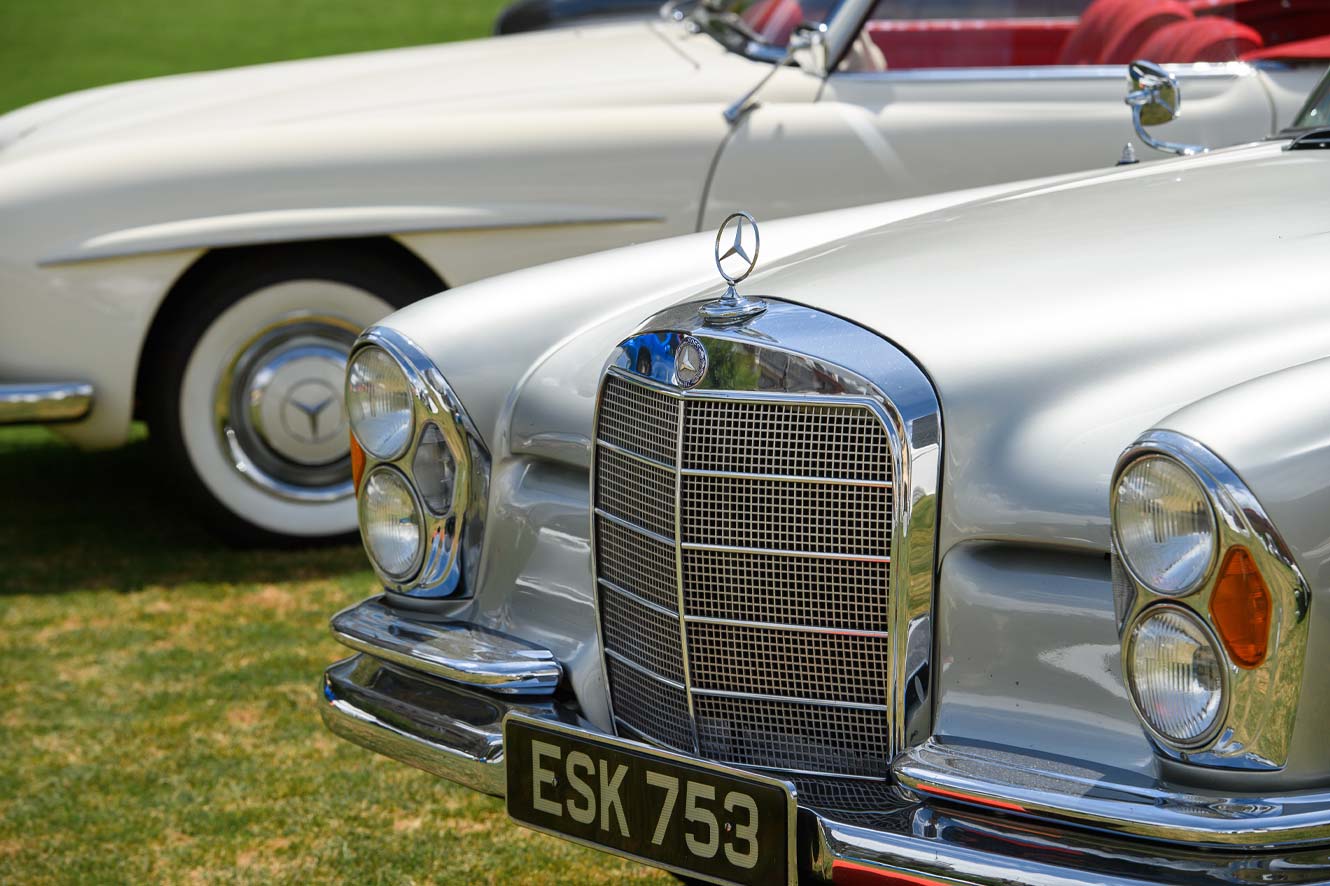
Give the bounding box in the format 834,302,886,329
723,22,827,125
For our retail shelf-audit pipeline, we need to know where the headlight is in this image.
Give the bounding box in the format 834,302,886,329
359,466,424,580
412,423,457,515
1113,455,1216,594
347,327,491,600
347,346,413,460
1127,606,1225,746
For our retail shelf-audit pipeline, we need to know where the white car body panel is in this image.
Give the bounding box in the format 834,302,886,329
0,18,1317,453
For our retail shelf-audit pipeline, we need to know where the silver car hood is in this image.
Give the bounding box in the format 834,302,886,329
383,141,1330,557
0,22,710,158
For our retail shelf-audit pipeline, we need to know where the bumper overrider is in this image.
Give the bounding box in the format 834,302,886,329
322,599,1330,886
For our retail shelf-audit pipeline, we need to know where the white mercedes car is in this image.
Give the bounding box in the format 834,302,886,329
1,0,1325,542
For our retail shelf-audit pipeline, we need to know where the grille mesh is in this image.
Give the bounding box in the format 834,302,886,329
595,447,676,540
681,475,891,556
694,695,892,778
600,586,685,684
684,549,891,631
593,368,896,793
684,399,890,482
687,622,889,707
597,519,677,612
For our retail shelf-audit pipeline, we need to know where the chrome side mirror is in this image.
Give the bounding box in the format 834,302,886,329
1124,60,1208,157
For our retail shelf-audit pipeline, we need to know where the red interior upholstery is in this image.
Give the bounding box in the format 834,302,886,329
858,0,1325,70
1058,0,1194,64
865,19,1075,69
1244,33,1330,60
740,0,804,47
1139,16,1264,61
1192,0,1330,49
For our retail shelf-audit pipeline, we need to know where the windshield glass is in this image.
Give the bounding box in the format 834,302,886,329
693,0,842,57
1292,70,1330,131
731,0,1330,75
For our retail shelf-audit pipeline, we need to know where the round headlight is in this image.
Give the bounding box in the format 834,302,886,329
1113,455,1216,594
412,423,457,515
1128,607,1225,746
359,467,423,580
347,347,413,460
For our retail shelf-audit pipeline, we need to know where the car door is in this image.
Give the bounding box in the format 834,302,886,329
702,0,1279,229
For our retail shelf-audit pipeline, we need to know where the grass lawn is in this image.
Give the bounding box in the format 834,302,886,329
0,3,667,882
0,426,672,884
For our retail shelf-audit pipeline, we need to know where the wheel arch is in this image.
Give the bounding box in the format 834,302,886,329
134,236,446,417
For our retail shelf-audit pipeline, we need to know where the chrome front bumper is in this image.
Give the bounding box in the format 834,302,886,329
321,599,1330,885
0,381,93,425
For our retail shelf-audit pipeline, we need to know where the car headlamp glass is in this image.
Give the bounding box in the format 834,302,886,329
347,347,413,460
359,467,423,580
1128,607,1225,745
412,423,457,515
1114,455,1216,594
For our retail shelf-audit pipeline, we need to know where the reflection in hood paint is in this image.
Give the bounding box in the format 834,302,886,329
0,22,704,158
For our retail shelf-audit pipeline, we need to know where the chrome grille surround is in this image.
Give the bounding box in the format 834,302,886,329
590,301,942,806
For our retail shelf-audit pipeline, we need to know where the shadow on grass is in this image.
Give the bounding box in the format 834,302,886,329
0,425,369,595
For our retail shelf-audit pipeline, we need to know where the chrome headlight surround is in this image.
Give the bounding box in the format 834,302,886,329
1112,430,1311,770
347,326,490,601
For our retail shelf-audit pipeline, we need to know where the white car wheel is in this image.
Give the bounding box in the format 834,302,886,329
143,244,441,544
178,280,392,539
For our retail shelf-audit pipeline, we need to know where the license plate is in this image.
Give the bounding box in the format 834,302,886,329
504,715,796,886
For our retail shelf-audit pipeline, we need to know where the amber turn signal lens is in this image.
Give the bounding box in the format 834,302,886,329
350,432,366,493
1209,547,1271,669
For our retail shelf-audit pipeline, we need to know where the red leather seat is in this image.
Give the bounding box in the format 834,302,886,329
1137,16,1264,62
740,0,804,47
1059,0,1195,65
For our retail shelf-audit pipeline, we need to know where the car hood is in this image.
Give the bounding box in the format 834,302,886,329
0,21,709,158
383,141,1330,557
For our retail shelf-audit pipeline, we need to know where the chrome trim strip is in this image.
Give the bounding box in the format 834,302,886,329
831,61,1251,83
329,597,562,696
594,437,675,472
0,381,93,425
604,648,687,691
1112,430,1312,771
598,577,682,620
680,466,893,488
689,686,889,712
593,507,676,546
672,396,702,754
896,737,1330,849
680,541,891,563
684,614,891,639
735,763,886,782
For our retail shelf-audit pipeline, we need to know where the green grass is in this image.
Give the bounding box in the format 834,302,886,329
0,0,507,114
0,427,671,883
0,4,667,880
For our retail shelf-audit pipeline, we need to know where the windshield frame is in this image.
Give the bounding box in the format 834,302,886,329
1282,66,1330,136
684,0,864,69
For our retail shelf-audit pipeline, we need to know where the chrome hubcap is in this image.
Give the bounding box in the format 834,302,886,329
215,313,362,503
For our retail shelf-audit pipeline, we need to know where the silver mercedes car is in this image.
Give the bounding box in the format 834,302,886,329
320,70,1330,884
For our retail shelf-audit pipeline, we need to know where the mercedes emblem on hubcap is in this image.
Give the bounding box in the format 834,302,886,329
674,335,708,388
280,379,343,446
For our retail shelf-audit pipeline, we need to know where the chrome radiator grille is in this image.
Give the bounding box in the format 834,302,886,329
593,371,895,784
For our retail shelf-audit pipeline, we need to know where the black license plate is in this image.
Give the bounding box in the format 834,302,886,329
504,715,795,886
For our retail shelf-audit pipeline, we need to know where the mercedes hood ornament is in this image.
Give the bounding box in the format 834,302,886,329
700,211,767,325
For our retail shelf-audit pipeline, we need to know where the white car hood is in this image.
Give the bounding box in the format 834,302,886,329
0,22,703,158
383,142,1330,556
